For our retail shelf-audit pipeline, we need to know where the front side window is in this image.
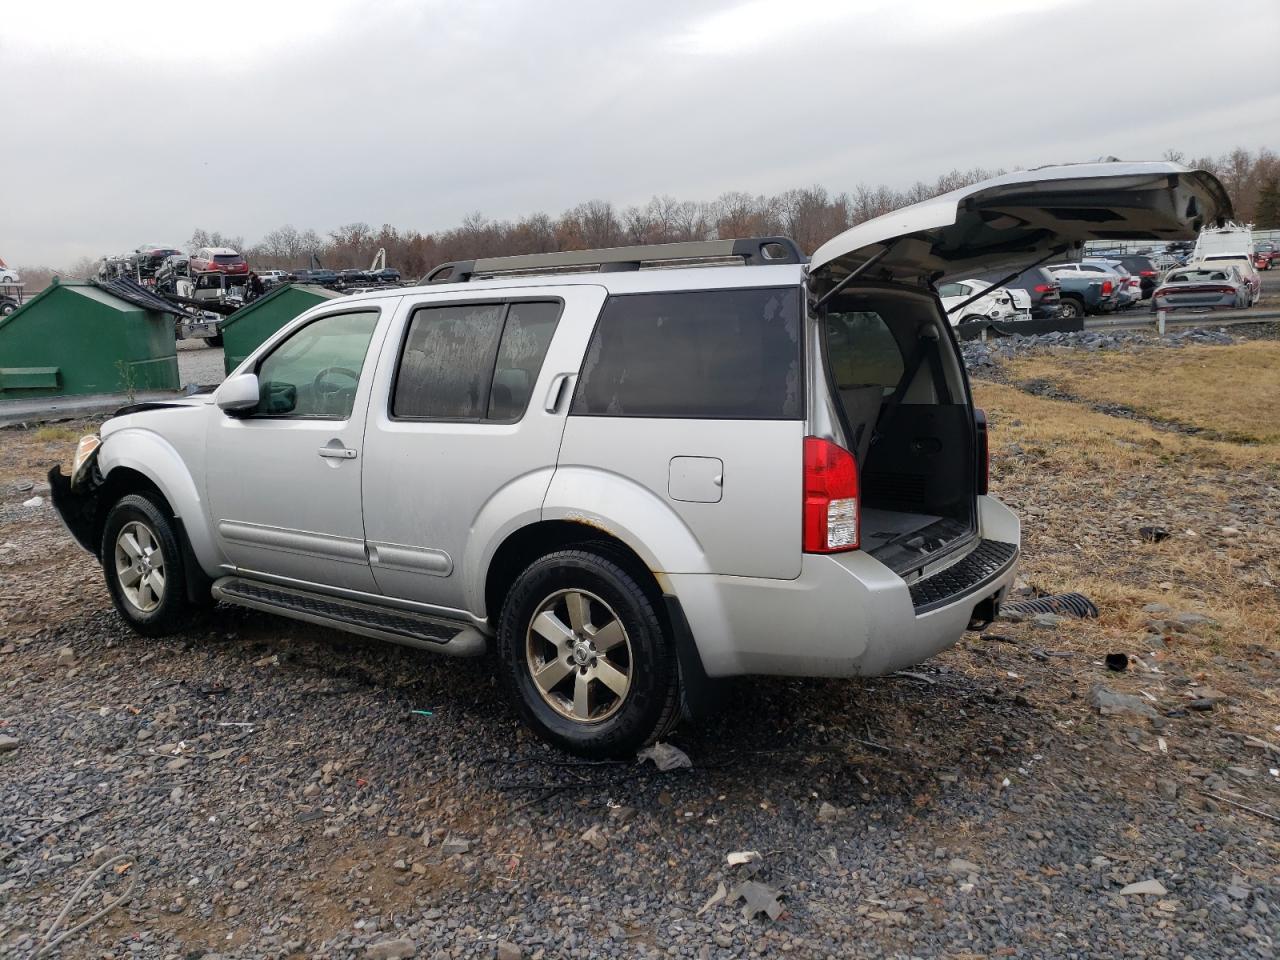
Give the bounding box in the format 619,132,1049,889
936,282,968,298
392,300,562,421
572,287,801,419
254,310,379,419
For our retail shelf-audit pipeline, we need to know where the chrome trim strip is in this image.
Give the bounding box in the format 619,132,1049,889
368,540,453,577
218,520,367,564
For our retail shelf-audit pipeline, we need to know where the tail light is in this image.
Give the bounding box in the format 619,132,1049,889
1033,283,1052,293
975,409,989,496
1140,269,1157,277
803,437,859,553
1102,280,1114,295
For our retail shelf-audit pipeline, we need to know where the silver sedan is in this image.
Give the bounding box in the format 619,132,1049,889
1151,267,1249,312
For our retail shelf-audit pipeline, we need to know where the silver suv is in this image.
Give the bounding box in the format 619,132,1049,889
50,163,1229,756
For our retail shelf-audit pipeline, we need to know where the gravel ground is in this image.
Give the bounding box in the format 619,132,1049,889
176,341,226,390
2,344,1279,958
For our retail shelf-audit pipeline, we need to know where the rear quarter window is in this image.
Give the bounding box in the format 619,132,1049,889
571,287,801,419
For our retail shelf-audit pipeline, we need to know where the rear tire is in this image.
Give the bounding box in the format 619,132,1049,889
1059,298,1084,320
496,549,681,758
101,494,193,637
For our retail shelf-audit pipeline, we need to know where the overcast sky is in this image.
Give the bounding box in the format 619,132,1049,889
4,0,1279,267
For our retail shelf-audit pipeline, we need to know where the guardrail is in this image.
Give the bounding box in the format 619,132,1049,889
1085,306,1280,332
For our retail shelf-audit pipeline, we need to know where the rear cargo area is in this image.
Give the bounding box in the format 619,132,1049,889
820,285,978,574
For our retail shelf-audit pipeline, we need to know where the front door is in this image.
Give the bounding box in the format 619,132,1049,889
360,287,603,614
205,306,388,593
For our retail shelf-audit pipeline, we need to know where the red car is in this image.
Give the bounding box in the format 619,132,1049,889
190,246,249,275
1254,242,1275,271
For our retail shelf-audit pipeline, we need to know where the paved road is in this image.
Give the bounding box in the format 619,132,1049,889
176,339,226,387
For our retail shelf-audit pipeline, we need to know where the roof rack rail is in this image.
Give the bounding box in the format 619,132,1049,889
421,236,804,284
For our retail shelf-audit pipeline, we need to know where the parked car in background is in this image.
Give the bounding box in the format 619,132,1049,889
153,256,191,293
1253,241,1275,270
135,245,184,274
339,268,372,284
291,268,341,285
1193,253,1260,304
1082,260,1142,307
191,247,249,276
371,267,402,283
258,270,291,286
0,294,18,315
1093,254,1159,298
0,262,20,284
1151,265,1251,312
936,279,1031,325
972,266,1061,319
1046,266,1118,318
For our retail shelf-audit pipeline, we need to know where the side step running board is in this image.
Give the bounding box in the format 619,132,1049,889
211,577,487,657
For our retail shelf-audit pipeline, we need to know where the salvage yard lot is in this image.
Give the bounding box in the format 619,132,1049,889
2,333,1279,958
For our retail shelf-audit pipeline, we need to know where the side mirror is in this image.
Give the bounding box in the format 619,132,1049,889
216,372,260,415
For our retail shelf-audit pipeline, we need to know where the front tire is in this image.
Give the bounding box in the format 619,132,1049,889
101,494,192,636
1059,298,1084,321
496,550,681,758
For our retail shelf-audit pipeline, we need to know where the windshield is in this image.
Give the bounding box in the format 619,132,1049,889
1169,271,1229,282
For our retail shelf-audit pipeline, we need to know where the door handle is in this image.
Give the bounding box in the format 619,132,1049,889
544,374,574,413
318,446,357,460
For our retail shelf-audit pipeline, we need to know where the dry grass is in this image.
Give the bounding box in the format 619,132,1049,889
973,369,1280,724
1002,340,1280,446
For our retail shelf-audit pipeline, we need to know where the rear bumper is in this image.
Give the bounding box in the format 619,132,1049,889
670,496,1020,677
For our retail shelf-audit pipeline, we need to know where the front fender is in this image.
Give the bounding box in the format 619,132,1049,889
541,466,712,577
97,429,221,574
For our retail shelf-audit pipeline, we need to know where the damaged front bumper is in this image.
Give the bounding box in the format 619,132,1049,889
48,438,104,556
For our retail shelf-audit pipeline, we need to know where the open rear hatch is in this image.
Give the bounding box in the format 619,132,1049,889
807,162,1231,575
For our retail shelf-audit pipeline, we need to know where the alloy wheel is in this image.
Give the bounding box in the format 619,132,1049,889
114,520,166,613
525,588,633,723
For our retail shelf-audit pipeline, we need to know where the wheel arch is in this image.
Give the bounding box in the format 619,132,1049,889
483,519,714,716
96,430,220,574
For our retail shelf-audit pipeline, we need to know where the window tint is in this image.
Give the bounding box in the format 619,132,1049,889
489,301,561,420
571,288,800,419
936,282,967,298
823,311,905,396
393,303,505,419
392,300,563,421
254,310,379,419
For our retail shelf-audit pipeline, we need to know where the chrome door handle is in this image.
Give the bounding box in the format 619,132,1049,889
318,446,357,460
544,374,574,413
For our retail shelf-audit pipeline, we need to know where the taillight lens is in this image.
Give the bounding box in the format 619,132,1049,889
1102,280,1114,294
1140,269,1156,277
1033,283,1052,293
975,409,989,496
803,437,859,553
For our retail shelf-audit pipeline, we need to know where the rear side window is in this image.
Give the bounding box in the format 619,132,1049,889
571,288,801,419
824,311,905,395
392,300,562,421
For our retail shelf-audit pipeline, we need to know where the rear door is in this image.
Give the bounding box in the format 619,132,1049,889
360,286,603,613
554,284,805,579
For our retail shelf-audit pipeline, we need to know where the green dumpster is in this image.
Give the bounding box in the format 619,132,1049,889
0,279,180,399
221,284,343,375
